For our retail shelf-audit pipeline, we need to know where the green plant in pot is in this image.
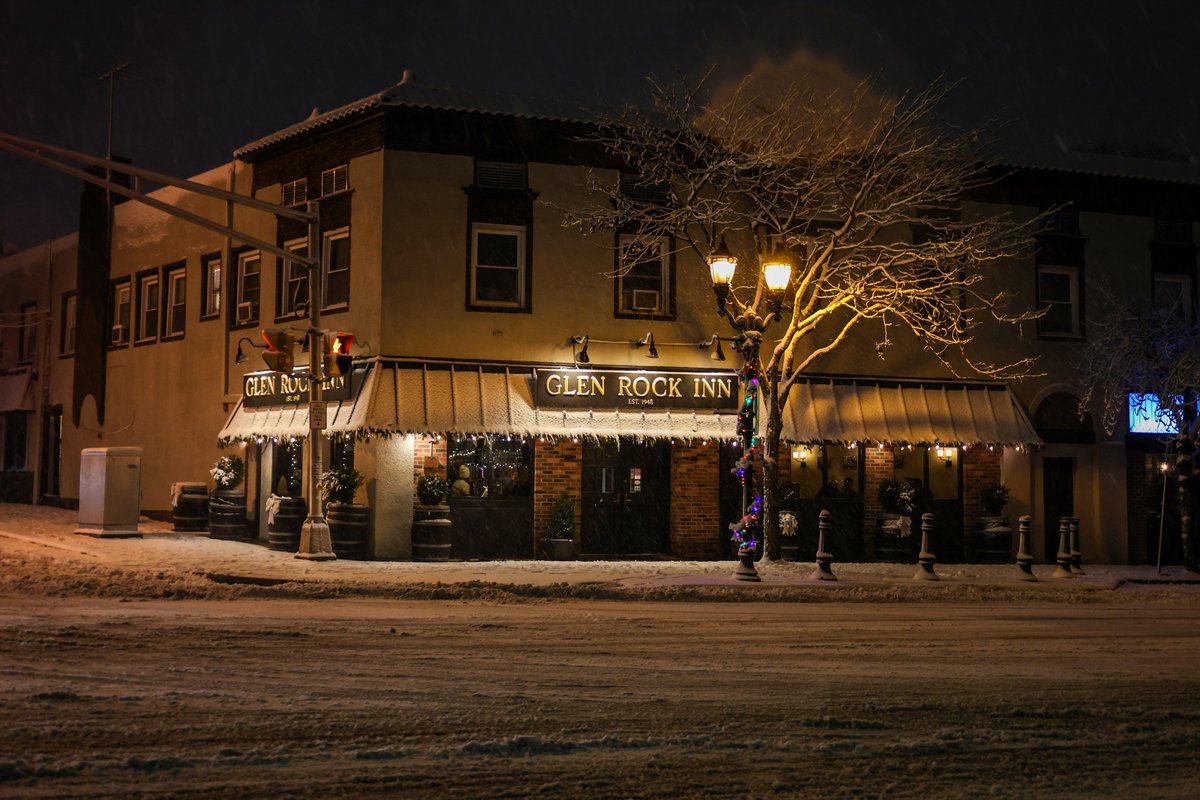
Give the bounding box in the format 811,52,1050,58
210,454,244,493
208,454,247,540
319,467,369,559
417,474,450,506
543,492,578,561
874,478,916,563
318,467,364,505
974,483,1013,563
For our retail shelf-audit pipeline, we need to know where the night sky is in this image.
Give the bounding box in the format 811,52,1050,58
2,0,1198,251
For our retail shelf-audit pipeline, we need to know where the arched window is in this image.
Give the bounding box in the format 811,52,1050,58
1033,392,1095,444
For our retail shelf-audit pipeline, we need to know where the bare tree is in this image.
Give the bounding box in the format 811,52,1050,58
1079,295,1200,572
564,77,1039,560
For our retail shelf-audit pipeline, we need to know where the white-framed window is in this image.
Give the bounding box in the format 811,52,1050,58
320,165,349,196
235,251,261,325
202,255,221,319
18,302,37,362
1154,272,1194,324
164,266,186,337
281,238,309,318
112,282,132,345
322,227,350,309
617,234,670,317
136,272,160,342
470,223,526,309
1037,264,1080,337
282,178,307,208
61,294,77,356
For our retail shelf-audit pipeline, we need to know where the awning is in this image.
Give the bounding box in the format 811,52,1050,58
0,369,33,412
218,359,738,443
779,376,1041,447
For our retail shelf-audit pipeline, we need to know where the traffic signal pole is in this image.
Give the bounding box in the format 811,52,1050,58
296,200,336,560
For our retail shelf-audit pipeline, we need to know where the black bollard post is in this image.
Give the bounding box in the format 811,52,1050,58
1069,516,1086,575
811,509,837,581
913,512,939,581
1015,514,1037,581
1052,516,1074,579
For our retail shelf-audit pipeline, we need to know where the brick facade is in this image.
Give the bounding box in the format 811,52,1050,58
534,439,582,554
962,446,1003,530
862,445,895,559
670,442,722,559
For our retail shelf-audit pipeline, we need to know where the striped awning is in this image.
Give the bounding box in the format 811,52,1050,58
218,359,738,442
779,376,1041,446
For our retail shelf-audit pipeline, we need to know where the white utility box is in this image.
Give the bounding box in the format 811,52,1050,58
75,446,143,538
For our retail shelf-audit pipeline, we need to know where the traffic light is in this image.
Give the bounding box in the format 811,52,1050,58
326,332,353,378
261,328,294,373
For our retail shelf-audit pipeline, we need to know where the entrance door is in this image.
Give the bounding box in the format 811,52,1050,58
1042,457,1074,562
582,439,670,555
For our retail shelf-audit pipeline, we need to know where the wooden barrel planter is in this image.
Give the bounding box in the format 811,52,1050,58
412,504,452,561
973,517,1013,563
329,502,369,560
267,496,306,551
172,482,208,532
208,489,247,540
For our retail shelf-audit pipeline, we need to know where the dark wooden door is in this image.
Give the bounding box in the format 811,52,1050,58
582,439,670,555
1042,457,1074,562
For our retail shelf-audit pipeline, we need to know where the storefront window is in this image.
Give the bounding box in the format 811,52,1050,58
446,436,532,498
272,440,304,497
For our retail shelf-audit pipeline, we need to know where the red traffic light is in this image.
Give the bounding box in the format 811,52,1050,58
261,328,294,373
326,332,354,378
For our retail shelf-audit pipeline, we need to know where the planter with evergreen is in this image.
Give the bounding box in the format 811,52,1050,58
208,454,247,540
973,483,1012,563
543,492,578,561
319,467,368,559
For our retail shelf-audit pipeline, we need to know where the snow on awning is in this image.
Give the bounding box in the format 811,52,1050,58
0,369,33,412
779,376,1041,447
217,360,738,443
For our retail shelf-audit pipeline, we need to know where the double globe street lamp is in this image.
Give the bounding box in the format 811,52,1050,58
706,236,793,581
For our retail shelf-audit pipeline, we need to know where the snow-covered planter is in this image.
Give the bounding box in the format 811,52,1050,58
208,455,246,540
320,468,368,559
974,484,1012,562
542,493,578,561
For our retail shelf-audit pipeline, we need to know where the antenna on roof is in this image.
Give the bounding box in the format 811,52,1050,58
399,68,414,85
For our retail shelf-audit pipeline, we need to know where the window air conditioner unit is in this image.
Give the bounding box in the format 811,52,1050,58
236,302,257,325
630,289,662,312
110,324,126,345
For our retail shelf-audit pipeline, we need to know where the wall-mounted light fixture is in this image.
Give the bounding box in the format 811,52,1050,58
636,332,659,358
792,446,811,468
699,334,726,362
935,445,955,467
234,336,265,365
571,335,590,364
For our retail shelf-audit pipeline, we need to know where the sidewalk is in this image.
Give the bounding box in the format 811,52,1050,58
2,504,1198,601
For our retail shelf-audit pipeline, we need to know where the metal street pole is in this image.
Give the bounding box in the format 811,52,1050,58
296,199,335,560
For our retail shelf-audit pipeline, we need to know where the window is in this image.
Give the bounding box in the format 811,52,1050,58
470,224,526,308
3,411,27,470
201,255,222,319
60,294,76,356
111,281,132,346
18,302,37,363
620,174,670,205
475,161,527,191
164,265,186,338
280,238,309,318
1155,220,1193,245
282,178,307,208
616,234,672,318
322,228,351,309
136,271,160,343
320,165,349,196
1154,272,1194,323
235,251,261,326
1037,265,1080,337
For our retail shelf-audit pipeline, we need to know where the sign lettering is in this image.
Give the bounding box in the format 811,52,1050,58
242,368,352,407
534,368,738,411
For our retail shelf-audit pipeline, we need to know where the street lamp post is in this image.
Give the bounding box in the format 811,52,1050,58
707,236,792,581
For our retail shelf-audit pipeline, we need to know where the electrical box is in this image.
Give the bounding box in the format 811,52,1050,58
75,447,143,538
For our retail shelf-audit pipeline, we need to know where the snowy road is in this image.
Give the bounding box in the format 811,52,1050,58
1,596,1198,798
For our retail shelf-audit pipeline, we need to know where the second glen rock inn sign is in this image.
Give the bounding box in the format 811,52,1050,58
534,368,739,411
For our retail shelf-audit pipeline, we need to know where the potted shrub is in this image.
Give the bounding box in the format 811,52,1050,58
542,492,578,560
412,474,452,561
974,483,1013,563
874,478,916,562
417,474,450,507
208,454,246,540
319,467,368,560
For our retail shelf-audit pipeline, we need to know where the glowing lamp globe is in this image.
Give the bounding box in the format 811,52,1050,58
762,258,792,292
707,238,738,288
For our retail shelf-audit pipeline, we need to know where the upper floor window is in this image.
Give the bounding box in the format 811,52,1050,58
470,223,526,309
1037,264,1081,338
620,174,670,205
164,265,186,338
60,293,77,356
1154,271,1194,324
136,271,160,343
282,178,307,208
201,254,221,319
234,251,261,327
321,165,349,197
1155,220,1193,245
280,238,309,319
616,234,673,318
475,161,527,191
111,281,132,347
18,302,37,363
322,228,350,309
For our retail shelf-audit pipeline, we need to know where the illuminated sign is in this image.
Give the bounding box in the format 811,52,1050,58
242,368,352,407
534,368,738,411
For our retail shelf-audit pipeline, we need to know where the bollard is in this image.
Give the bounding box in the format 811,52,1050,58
1069,516,1086,575
811,509,837,581
913,512,940,581
1051,516,1074,579
1015,514,1037,581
